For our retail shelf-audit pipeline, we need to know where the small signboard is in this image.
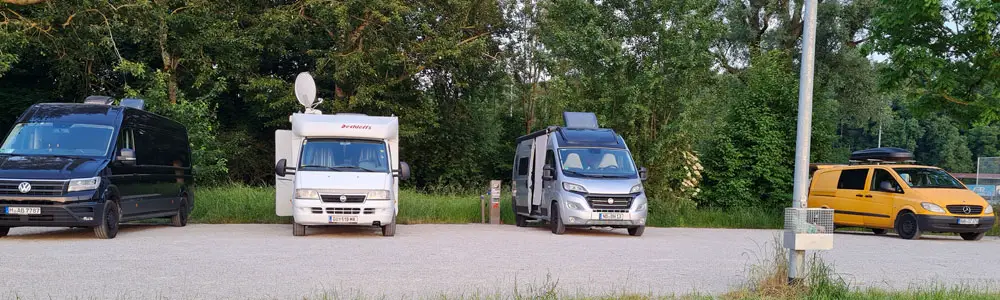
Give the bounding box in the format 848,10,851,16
490,180,501,201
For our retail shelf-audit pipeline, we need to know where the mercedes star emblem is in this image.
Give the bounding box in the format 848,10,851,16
339,195,348,203
17,182,31,194
963,206,972,214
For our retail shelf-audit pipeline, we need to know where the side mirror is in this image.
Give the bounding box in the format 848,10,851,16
542,165,555,181
879,181,897,193
397,161,411,180
639,167,649,181
117,149,136,166
275,159,288,177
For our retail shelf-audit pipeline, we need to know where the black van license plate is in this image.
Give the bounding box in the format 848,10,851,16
4,207,41,215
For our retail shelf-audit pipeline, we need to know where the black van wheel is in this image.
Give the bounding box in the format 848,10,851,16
292,223,306,236
94,201,120,239
382,216,397,237
0,227,9,237
628,226,645,237
515,214,527,227
894,212,922,240
550,203,566,235
872,228,888,235
170,199,189,227
960,232,985,241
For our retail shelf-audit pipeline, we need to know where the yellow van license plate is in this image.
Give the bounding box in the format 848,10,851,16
958,218,979,225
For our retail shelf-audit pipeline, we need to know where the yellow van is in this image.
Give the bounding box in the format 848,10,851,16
807,148,996,240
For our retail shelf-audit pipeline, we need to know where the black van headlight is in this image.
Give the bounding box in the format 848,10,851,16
67,177,101,192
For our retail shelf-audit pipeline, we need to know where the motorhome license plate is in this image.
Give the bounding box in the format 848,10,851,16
4,207,41,215
599,213,625,220
958,218,979,225
329,215,358,223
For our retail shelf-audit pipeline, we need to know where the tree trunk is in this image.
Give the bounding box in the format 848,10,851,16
157,12,179,104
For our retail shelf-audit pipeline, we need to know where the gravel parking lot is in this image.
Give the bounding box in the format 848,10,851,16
1,224,997,299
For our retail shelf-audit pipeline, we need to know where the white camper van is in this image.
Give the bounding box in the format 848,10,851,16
512,112,649,236
273,73,411,237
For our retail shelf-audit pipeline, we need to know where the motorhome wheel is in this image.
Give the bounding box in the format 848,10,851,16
94,201,120,239
0,227,8,237
293,223,306,236
628,226,645,237
382,216,396,237
550,204,565,235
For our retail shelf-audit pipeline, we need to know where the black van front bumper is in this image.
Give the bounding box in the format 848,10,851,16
917,215,996,233
0,194,104,228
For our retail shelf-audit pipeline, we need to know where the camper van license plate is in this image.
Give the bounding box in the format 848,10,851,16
329,215,358,224
4,207,41,215
958,218,979,225
599,213,625,220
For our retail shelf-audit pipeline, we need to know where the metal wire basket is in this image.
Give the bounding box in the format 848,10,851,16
784,208,834,234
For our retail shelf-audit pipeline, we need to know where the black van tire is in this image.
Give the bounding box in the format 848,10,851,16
382,216,397,237
894,212,922,240
550,203,565,235
872,228,888,235
960,232,985,241
292,223,306,236
170,199,188,227
515,214,527,227
94,201,120,239
0,227,8,237
628,226,645,237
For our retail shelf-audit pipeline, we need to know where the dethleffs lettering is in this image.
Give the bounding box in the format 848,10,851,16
341,124,372,130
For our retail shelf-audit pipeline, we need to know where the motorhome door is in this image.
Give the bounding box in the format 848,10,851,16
275,130,302,216
530,135,548,209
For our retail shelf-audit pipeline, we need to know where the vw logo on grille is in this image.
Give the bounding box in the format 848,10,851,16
17,182,31,194
963,206,972,214
339,195,348,203
607,198,615,205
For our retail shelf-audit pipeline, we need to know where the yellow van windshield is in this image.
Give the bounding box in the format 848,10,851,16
892,168,964,189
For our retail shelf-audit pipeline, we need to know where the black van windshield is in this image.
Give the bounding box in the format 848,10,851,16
892,168,964,189
0,122,115,157
558,148,637,178
299,139,390,173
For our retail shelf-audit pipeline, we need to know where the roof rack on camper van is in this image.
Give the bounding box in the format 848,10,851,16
83,95,115,105
514,112,608,143
848,147,916,165
120,98,146,110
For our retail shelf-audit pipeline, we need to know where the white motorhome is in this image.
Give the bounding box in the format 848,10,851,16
273,73,410,237
512,112,649,236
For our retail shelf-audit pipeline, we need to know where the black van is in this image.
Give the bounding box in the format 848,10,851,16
0,97,194,239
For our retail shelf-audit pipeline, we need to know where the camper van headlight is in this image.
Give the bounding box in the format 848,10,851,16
295,189,320,200
367,190,390,200
630,184,644,194
921,202,946,213
562,182,588,193
67,177,101,192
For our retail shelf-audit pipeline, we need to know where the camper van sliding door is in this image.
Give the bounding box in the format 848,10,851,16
531,135,548,208
275,130,302,216
514,141,532,213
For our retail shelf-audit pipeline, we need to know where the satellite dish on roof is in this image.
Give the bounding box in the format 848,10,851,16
294,72,318,109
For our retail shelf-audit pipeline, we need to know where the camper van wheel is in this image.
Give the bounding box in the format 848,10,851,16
550,203,566,235
871,228,887,235
628,226,645,237
0,227,8,237
515,214,527,227
170,199,189,227
293,223,306,236
382,217,397,237
94,201,120,239
960,232,985,241
894,211,922,240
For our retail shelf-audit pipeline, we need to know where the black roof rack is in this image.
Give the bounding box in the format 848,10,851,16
848,147,915,165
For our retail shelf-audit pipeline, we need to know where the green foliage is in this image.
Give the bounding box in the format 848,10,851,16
917,114,975,172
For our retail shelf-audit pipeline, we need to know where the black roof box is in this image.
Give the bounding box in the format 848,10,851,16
849,147,914,162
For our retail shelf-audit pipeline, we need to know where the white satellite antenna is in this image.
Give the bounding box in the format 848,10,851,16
294,72,323,114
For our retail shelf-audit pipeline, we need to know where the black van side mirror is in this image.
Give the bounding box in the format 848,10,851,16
542,165,555,181
117,149,136,166
639,167,649,181
275,159,294,177
395,161,411,180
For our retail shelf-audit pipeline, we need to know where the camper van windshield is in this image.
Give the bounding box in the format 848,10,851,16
558,148,637,178
0,122,115,157
892,168,964,189
299,139,390,173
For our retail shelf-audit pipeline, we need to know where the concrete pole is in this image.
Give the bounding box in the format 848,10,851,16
789,0,819,285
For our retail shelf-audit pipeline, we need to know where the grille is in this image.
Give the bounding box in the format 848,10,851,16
593,209,629,213
0,208,77,222
320,194,366,203
0,180,66,196
586,195,633,210
0,200,60,205
327,207,360,214
946,205,983,215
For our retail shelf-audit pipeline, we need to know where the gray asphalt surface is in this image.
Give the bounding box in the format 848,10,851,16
1,224,998,299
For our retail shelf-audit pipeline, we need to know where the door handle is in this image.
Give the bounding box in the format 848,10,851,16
856,194,863,197
864,195,873,198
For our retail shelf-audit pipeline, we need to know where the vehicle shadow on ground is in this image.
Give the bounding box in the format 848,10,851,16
523,224,634,237
300,225,385,238
2,223,169,240
833,230,966,241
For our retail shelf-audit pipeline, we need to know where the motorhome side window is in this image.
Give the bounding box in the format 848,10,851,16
299,139,390,172
557,148,637,178
1,122,115,157
517,157,530,176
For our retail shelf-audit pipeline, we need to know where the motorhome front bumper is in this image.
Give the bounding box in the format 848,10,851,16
0,192,103,227
292,199,395,226
559,192,648,227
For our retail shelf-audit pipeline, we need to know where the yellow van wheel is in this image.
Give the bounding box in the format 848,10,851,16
960,232,985,241
894,212,922,240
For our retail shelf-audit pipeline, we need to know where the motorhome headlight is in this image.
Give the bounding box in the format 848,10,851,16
367,190,390,200
565,201,584,211
921,202,945,213
67,177,101,192
562,182,588,193
295,189,320,200
985,205,994,215
630,184,644,194
636,202,647,211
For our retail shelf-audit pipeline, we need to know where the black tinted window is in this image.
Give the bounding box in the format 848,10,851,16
837,169,869,190
517,157,530,176
871,169,901,193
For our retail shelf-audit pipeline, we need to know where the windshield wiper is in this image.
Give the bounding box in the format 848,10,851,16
300,165,337,171
329,165,381,172
563,170,619,178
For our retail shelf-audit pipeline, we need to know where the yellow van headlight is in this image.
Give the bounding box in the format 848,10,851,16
921,202,946,213
985,205,994,215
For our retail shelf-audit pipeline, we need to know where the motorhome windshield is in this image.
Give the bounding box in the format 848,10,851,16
558,148,637,178
893,168,964,189
299,139,390,173
0,122,115,157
